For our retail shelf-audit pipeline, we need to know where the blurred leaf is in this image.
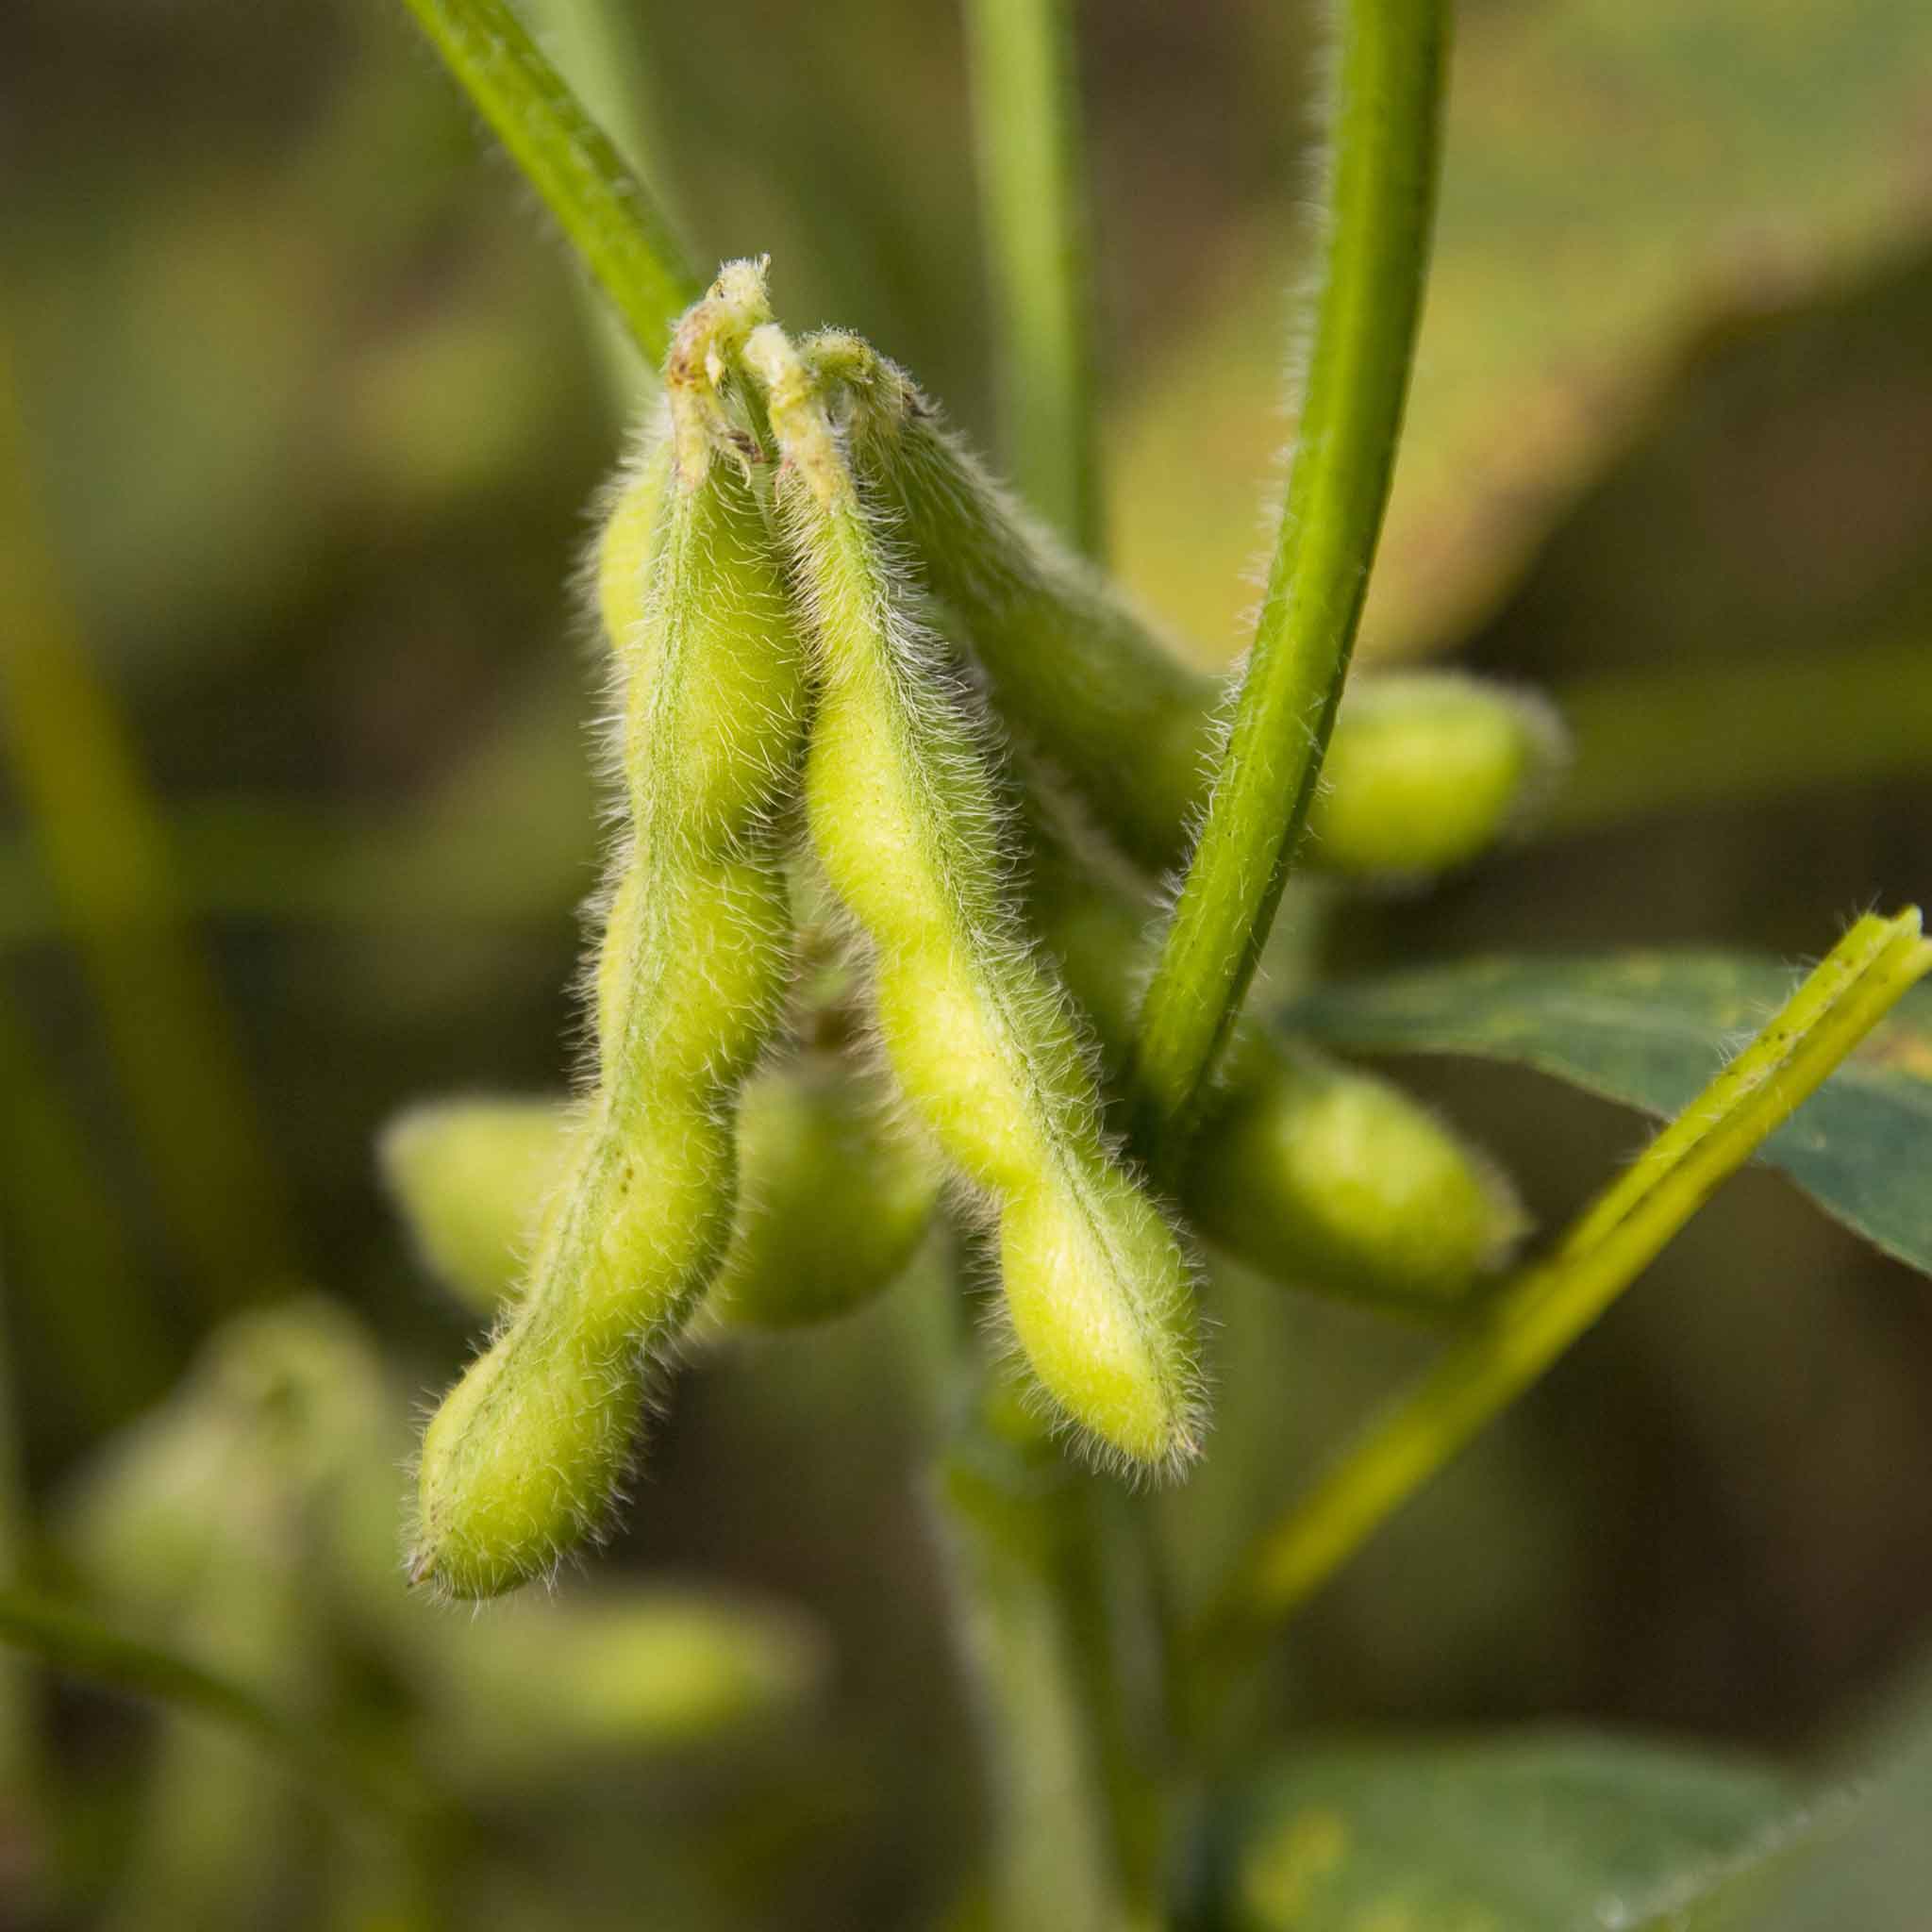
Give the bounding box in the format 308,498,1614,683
1287,953,1932,1275
1187,1734,1790,1931
1110,0,1932,662
1634,1665,1932,1927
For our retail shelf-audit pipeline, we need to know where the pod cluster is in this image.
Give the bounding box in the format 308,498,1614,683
391,261,1563,1596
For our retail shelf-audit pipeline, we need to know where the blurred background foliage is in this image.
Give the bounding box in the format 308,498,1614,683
1,0,1930,1924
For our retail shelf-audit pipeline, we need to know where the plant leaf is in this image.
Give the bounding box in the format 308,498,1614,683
1286,951,1932,1277
1630,1664,1932,1928
1187,1734,1791,1931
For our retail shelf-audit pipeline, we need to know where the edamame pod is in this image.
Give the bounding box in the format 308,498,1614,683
750,324,1203,1474
412,280,808,1597
1036,848,1524,1307
381,1055,941,1330
1312,674,1565,878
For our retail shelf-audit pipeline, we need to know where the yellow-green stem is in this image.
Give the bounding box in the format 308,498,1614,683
396,0,699,364
1197,908,1930,1647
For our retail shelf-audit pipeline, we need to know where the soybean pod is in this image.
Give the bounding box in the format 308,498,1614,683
819,339,1561,880
381,1055,941,1331
412,281,808,1597
1031,841,1524,1308
749,324,1203,1473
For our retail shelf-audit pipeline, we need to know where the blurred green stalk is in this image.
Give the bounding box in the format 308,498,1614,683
0,990,175,1424
0,340,295,1310
0,1261,38,1806
965,0,1101,554
1548,637,1932,833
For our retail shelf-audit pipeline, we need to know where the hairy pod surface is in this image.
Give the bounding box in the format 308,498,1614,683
382,1057,939,1331
703,1050,941,1329
1311,674,1567,877
749,325,1203,1473
1033,845,1523,1308
413,296,808,1598
591,418,674,682
826,349,1560,881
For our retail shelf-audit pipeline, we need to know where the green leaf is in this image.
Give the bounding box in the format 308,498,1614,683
1632,1665,1932,1928
1286,952,1932,1277
1188,1735,1791,1931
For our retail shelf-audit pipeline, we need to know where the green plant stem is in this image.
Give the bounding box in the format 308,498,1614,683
396,0,699,365
964,0,1100,554
940,1442,1141,1932
1195,908,1930,1651
1131,0,1447,1157
906,1245,1163,1932
0,987,176,1424
0,341,296,1309
0,1586,408,1822
533,0,691,403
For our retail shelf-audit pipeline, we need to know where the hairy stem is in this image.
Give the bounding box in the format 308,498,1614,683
964,0,1100,553
1131,0,1447,1155
397,0,699,363
531,0,691,402
1196,908,1931,1650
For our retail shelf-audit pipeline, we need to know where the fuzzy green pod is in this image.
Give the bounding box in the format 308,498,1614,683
412,289,808,1598
380,1096,573,1315
381,1056,940,1330
591,425,674,671
1311,674,1566,877
424,1588,825,1787
749,324,1202,1473
703,1052,941,1330
823,343,1561,881
1034,846,1523,1309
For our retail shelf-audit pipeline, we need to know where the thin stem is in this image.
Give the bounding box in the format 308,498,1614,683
532,0,692,403
0,985,176,1424
940,1441,1141,1932
899,1240,1155,1932
1195,908,1931,1649
0,337,297,1309
964,0,1100,554
1131,0,1447,1156
0,1587,409,1823
397,0,700,365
